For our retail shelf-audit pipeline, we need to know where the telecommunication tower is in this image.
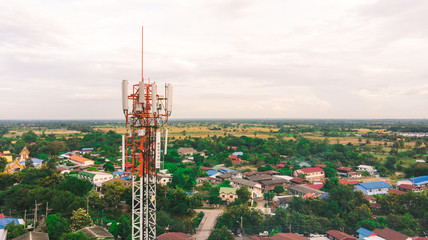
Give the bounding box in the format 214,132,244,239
122,27,173,240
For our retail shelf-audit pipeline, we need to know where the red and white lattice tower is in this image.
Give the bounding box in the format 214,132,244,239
122,27,173,240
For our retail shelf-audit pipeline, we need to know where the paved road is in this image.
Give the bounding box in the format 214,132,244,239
192,209,224,240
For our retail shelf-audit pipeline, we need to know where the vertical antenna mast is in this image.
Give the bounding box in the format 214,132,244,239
123,26,173,240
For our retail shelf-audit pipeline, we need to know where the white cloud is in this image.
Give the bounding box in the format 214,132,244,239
0,0,427,119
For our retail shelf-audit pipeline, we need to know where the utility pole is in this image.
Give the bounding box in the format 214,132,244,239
45,202,52,218
24,210,27,224
34,201,42,231
241,216,244,235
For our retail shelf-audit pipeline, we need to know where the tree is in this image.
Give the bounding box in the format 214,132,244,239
104,162,115,172
108,221,119,239
5,222,28,239
102,180,126,208
169,188,192,216
70,208,93,231
59,176,93,197
22,130,37,143
45,214,70,240
236,186,251,204
118,215,132,240
273,185,285,196
0,157,7,172
208,226,235,240
264,192,274,203
323,167,338,178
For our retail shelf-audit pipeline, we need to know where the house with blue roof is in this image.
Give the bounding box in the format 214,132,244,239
0,218,25,229
354,181,392,195
81,148,94,154
113,171,126,177
206,170,220,177
219,168,234,173
397,175,428,186
356,227,375,240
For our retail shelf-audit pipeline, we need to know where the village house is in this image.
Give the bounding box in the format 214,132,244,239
270,233,309,240
288,185,324,198
293,167,325,182
290,177,306,185
326,230,357,240
181,157,195,164
177,147,198,156
77,171,114,189
216,173,232,182
68,155,95,166
354,181,392,195
219,187,238,204
102,177,131,187
348,172,362,178
396,184,424,193
81,148,94,154
357,165,377,175
157,173,172,186
248,174,273,183
356,227,377,240
0,151,13,163
372,228,411,240
272,195,295,209
397,175,428,187
260,178,289,192
196,176,220,185
230,178,262,198
337,167,354,177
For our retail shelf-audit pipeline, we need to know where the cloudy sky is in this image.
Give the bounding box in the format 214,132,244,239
1,0,427,120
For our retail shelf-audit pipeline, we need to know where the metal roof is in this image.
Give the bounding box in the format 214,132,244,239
357,227,373,236
206,170,219,176
404,175,428,186
356,181,392,190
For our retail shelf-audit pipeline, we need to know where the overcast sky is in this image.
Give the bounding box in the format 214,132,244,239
1,0,427,120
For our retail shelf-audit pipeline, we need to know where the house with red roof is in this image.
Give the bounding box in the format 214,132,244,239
397,184,424,193
372,228,411,240
326,230,357,240
293,167,325,182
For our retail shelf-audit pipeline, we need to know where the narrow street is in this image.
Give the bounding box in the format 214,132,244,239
192,209,224,240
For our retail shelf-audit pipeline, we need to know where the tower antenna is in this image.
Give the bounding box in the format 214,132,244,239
122,27,173,240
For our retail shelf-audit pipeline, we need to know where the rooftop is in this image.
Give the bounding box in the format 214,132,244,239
403,175,428,186
69,155,94,163
373,228,410,240
219,187,237,194
270,233,309,240
77,226,114,239
326,230,357,240
295,167,324,174
356,181,392,190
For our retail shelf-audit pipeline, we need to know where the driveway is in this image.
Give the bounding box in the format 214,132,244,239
192,209,224,240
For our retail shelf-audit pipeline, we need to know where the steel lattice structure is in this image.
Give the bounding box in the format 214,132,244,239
122,27,172,240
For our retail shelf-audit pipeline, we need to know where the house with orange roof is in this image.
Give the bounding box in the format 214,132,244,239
69,155,95,166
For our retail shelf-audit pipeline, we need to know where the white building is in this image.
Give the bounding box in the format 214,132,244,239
357,165,377,175
77,171,114,187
